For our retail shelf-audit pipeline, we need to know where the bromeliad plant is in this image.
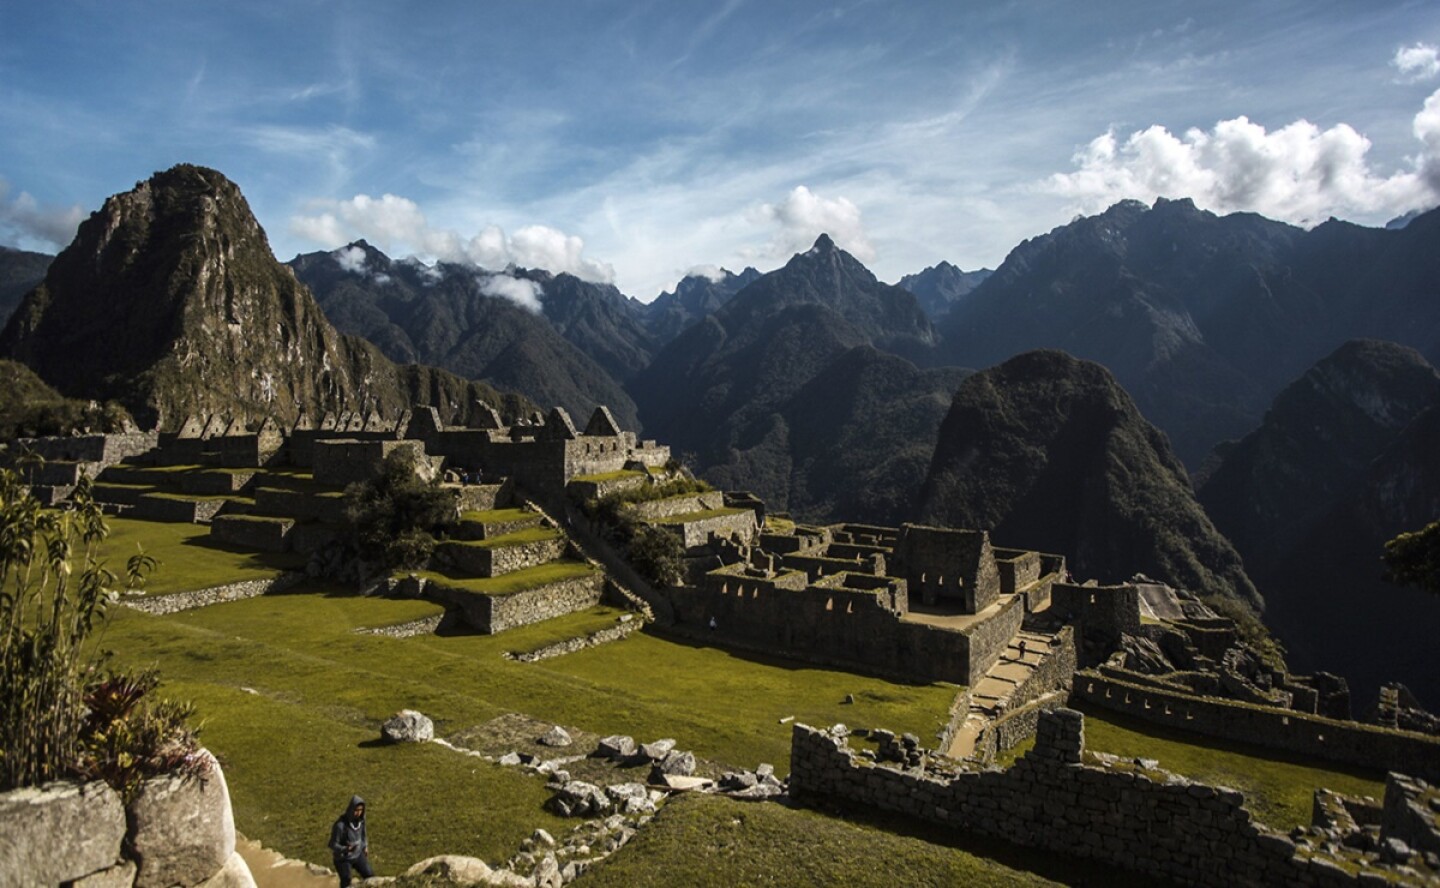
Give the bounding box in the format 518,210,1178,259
0,466,196,796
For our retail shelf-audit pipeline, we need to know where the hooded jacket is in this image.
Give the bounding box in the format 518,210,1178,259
329,795,368,861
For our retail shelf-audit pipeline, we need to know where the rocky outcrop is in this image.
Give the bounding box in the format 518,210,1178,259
919,350,1260,608
0,165,526,430
381,710,435,743
0,749,252,888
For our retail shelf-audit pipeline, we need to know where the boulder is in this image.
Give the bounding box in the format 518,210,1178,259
535,854,562,888
381,709,434,743
605,783,656,815
130,751,237,888
639,738,676,761
656,750,696,777
194,851,258,887
0,780,126,886
548,781,611,817
595,735,637,760
537,725,572,747
498,752,522,766
405,855,494,884
72,861,138,888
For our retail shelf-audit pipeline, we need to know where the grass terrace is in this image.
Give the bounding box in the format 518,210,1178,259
445,526,560,549
580,792,1145,888
414,559,599,595
457,507,537,524
652,507,750,523
570,469,648,483
94,516,304,595
100,585,957,874
1073,702,1387,829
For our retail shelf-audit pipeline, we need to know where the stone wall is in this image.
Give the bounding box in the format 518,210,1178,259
1074,671,1440,782
122,574,305,615
658,566,999,685
436,536,568,578
505,617,642,662
14,431,159,465
893,525,1000,612
253,487,348,523
210,515,295,552
657,509,758,548
1050,583,1141,653
419,573,604,634
0,750,252,887
134,494,227,523
789,711,1406,887
629,491,725,521
312,439,428,486
1383,773,1440,855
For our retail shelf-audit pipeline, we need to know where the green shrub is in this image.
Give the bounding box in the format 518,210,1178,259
0,469,197,793
627,525,686,587
1384,520,1440,595
343,449,455,570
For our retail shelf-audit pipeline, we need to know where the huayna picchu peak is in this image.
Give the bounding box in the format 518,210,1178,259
0,165,526,429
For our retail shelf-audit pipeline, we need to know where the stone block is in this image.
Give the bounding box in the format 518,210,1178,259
0,780,126,886
129,751,237,888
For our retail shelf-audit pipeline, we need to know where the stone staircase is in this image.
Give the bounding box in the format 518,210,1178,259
945,627,1066,761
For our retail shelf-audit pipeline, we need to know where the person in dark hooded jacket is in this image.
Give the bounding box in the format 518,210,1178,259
328,795,373,885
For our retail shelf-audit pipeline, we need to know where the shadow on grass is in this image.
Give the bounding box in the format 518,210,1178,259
178,534,307,572
642,625,945,688
1072,700,1388,784
794,795,1170,888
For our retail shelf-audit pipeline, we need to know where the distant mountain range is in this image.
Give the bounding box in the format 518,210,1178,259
936,198,1440,468
0,245,50,327
5,166,1440,686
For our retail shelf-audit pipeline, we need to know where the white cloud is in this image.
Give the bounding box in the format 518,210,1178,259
1394,44,1440,83
291,193,614,283
1044,90,1440,226
478,273,544,312
752,185,875,262
0,179,84,250
334,245,368,274
685,264,727,283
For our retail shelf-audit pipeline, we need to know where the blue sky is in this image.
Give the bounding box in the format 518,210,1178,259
3,0,1439,299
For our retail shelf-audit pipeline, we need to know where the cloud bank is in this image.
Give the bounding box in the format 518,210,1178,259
753,185,875,263
1394,44,1440,83
0,180,84,250
1045,89,1440,226
292,193,615,283
479,273,544,312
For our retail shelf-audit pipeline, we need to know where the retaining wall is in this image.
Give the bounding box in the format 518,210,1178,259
1074,671,1440,782
122,573,305,614
421,573,604,634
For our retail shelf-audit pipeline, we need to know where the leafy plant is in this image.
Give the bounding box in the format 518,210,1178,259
1384,520,1440,595
343,448,455,570
76,668,200,801
0,467,182,791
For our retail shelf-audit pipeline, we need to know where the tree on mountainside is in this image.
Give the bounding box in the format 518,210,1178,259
342,448,454,569
1384,520,1440,595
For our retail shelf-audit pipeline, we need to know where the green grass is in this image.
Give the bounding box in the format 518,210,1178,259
582,792,1146,887
94,516,304,595
142,491,250,503
443,526,560,549
571,469,646,483
1074,701,1386,829
416,560,598,595
457,508,536,524
500,605,631,655
100,585,957,872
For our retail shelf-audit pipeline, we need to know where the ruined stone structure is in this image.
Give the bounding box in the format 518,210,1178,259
790,710,1440,886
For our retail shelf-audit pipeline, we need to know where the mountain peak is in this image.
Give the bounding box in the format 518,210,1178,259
809,233,837,253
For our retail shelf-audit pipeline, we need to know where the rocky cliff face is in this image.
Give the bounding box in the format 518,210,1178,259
1198,341,1440,701
0,166,524,429
919,350,1261,609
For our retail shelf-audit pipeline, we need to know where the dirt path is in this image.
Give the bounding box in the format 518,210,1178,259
237,835,335,888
